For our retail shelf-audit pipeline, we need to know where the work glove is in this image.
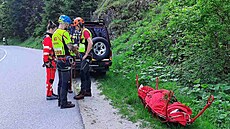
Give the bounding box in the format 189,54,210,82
43,61,52,68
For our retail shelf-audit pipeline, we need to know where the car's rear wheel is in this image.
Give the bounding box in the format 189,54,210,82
92,37,110,60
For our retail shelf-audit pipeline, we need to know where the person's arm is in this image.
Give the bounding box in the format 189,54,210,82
43,37,52,67
83,38,93,58
82,30,93,60
63,31,78,52
43,37,51,63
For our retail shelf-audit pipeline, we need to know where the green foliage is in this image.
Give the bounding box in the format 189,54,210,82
63,0,82,18
99,58,227,129
35,0,98,36
81,0,98,21
35,0,65,37
0,0,98,39
0,1,11,38
96,0,229,128
7,37,43,49
181,83,230,129
20,37,43,49
107,0,229,86
95,0,156,38
0,0,43,40
6,38,21,45
164,0,230,85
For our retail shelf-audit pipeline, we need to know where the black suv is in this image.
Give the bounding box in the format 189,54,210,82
72,20,112,75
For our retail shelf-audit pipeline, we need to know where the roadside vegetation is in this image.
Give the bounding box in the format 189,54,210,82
6,37,43,49
96,0,230,129
1,0,229,128
0,0,98,46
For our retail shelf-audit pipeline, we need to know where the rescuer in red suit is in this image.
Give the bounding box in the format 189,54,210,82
42,20,58,100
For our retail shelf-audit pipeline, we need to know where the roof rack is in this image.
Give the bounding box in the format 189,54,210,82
84,19,105,26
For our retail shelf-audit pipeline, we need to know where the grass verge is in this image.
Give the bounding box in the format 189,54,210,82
97,55,224,129
5,37,42,49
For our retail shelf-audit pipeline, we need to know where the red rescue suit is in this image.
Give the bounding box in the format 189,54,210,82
43,33,56,97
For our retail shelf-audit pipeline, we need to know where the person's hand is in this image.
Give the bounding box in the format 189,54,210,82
43,62,51,68
72,44,79,57
46,62,51,68
73,44,79,51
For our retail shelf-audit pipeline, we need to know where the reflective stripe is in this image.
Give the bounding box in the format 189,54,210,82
43,52,49,55
54,48,63,56
43,46,51,50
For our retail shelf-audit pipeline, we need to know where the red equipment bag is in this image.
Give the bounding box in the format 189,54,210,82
136,75,214,126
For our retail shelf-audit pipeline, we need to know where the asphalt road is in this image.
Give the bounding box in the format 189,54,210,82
0,46,84,129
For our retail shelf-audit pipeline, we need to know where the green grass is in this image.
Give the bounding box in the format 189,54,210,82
97,55,221,129
95,0,229,128
96,25,229,128
6,37,43,49
19,37,43,49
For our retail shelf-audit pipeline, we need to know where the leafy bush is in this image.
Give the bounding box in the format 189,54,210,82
98,0,230,128
108,0,230,86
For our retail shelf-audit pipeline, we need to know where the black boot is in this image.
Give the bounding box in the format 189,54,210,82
52,93,58,97
46,95,58,100
60,103,75,109
58,101,72,107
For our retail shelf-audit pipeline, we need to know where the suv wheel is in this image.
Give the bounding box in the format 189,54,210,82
92,37,110,60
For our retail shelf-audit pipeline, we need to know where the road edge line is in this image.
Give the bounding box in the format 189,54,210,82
0,48,7,62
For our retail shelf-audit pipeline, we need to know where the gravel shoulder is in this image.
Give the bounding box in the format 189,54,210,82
73,78,140,129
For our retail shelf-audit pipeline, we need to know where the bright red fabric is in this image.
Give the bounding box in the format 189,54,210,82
83,30,90,40
46,60,56,96
42,35,56,96
138,86,192,126
43,36,55,62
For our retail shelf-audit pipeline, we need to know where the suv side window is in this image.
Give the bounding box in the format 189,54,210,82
93,28,107,39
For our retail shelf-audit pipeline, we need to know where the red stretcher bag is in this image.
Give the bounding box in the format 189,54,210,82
136,75,214,126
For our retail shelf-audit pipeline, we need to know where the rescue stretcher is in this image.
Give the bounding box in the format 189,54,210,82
136,75,214,126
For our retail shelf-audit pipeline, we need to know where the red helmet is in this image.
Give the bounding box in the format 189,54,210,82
73,17,84,26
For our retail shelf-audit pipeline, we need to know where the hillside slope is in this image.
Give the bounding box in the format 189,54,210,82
94,0,230,129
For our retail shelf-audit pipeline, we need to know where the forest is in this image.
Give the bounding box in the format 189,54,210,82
0,0,97,40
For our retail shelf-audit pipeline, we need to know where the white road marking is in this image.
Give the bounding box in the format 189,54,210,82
0,48,7,62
